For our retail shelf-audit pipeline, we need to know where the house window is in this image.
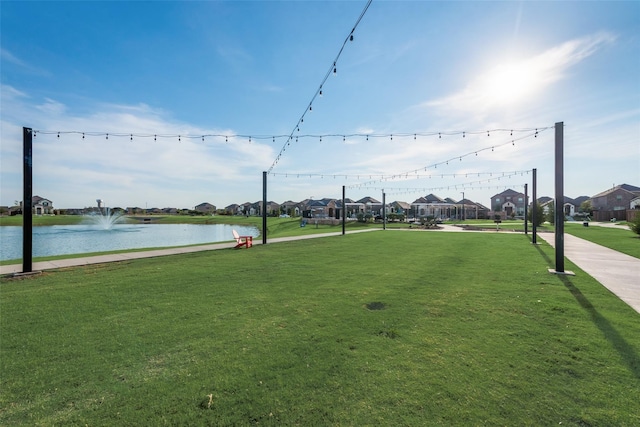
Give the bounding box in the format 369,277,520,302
495,198,500,202
506,196,511,200
518,198,523,202
616,195,622,201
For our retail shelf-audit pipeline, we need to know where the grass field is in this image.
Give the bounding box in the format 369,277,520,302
1,231,639,426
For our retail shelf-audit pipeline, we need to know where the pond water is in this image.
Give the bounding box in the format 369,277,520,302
0,223,259,261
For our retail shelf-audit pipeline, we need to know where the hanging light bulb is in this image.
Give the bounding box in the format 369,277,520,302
82,133,85,139
154,135,156,141
463,132,465,138
57,132,60,138
333,62,337,75
106,133,109,140
319,87,323,97
309,105,312,111
350,34,354,42
130,134,133,141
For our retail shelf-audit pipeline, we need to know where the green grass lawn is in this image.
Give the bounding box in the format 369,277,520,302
1,231,639,426
565,222,640,259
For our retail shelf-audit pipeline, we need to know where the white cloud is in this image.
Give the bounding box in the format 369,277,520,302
0,92,275,208
423,32,616,117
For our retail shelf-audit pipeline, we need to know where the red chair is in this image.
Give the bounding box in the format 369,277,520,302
232,229,253,248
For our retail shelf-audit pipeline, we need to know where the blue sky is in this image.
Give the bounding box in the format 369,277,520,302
1,1,638,210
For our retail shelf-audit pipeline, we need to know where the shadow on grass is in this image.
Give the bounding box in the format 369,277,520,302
532,240,640,379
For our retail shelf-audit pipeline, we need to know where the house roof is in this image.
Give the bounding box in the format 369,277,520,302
356,196,380,204
491,188,524,199
424,193,445,203
391,201,411,209
32,195,52,204
573,196,590,206
591,184,640,198
537,196,553,204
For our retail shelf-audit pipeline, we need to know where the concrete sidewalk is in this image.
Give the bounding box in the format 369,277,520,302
538,233,640,314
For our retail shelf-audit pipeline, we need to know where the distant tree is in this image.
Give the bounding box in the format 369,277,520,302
579,200,593,214
547,204,555,225
527,203,545,227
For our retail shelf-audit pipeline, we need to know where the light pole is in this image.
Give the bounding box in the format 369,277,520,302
460,192,465,221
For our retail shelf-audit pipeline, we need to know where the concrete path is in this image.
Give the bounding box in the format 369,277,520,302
538,233,640,314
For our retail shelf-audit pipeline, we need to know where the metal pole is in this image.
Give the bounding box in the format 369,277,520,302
532,168,537,244
342,185,346,235
382,191,386,230
524,183,528,235
554,122,564,272
23,127,33,273
262,171,267,244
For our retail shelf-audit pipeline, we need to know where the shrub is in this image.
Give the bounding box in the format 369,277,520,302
629,212,640,235
527,203,545,227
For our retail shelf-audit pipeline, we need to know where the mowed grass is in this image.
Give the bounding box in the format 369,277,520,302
564,223,640,259
1,231,639,426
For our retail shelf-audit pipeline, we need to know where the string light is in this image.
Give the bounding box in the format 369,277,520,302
266,0,372,173
32,127,550,144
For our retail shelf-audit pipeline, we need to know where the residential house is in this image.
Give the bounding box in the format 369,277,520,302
459,199,489,220
195,202,216,214
32,196,54,215
304,198,338,219
356,197,381,215
389,201,411,216
590,184,640,212
342,198,364,219
490,189,526,218
589,184,640,221
224,203,243,215
280,200,300,217
411,194,455,219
